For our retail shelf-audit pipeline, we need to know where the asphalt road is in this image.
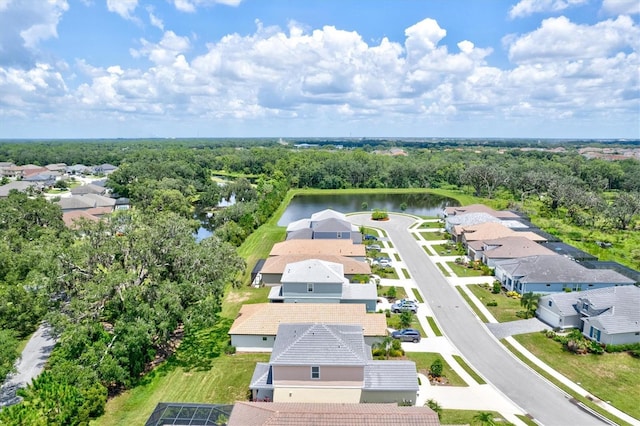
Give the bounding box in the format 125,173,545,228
0,323,56,407
350,213,608,426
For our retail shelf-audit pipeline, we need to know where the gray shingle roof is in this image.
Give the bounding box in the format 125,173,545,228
250,363,273,389
0,181,37,197
270,324,370,366
364,361,419,391
579,286,640,334
311,217,352,233
495,255,635,284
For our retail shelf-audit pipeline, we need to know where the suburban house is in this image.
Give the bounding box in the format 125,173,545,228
228,303,387,350
467,236,558,267
269,239,366,261
494,255,636,294
537,286,640,345
0,181,39,198
45,163,67,172
71,183,106,195
267,259,377,311
228,402,440,426
57,194,116,213
286,209,363,243
249,323,419,404
455,222,547,246
62,210,101,228
444,212,529,234
66,164,92,175
260,254,371,285
443,204,521,219
93,163,118,175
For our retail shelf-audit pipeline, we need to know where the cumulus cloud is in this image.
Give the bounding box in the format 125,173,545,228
509,0,587,19
601,0,640,15
171,0,242,13
106,0,138,20
146,6,164,30
1,15,638,136
0,0,68,66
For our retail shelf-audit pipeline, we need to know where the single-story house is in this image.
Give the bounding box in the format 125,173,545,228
467,236,558,267
250,323,419,404
269,239,366,261
228,303,387,350
537,286,640,345
260,254,371,285
443,204,521,219
457,222,546,246
267,259,377,311
93,163,118,175
71,183,106,195
494,255,636,294
228,402,440,426
45,163,67,172
444,212,528,234
0,181,39,198
62,211,101,228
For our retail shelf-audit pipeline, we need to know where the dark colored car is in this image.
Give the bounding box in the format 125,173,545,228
391,328,421,343
364,234,378,241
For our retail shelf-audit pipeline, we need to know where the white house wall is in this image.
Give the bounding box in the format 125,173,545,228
230,335,275,350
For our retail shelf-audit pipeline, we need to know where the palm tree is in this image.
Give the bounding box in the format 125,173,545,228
426,399,442,420
520,291,540,319
373,336,394,360
473,411,496,426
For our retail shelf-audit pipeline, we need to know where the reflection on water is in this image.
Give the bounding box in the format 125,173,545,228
277,192,459,226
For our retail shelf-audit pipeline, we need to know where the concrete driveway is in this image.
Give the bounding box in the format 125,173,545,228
349,213,608,426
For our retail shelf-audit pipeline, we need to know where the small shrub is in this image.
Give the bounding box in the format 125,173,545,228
486,300,498,307
630,349,640,358
545,330,556,339
506,291,521,299
429,358,443,377
224,344,236,355
386,286,397,300
491,281,501,294
589,341,604,355
385,309,391,318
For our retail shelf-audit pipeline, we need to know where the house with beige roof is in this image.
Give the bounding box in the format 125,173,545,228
537,286,640,345
249,323,419,405
269,239,365,260
228,303,387,350
444,211,529,234
443,203,521,219
467,236,558,267
455,222,547,245
228,402,440,426
267,259,377,311
261,254,371,285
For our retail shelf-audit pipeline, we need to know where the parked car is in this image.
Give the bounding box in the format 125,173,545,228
391,300,418,313
378,258,392,267
364,234,378,241
391,328,421,343
367,244,381,251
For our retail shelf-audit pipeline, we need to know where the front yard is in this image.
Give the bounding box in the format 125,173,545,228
466,284,523,322
405,353,467,387
514,332,640,419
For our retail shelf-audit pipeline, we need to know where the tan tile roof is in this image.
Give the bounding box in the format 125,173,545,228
229,303,387,337
228,402,440,426
481,236,557,259
262,255,371,275
460,222,546,242
62,211,100,228
270,239,365,257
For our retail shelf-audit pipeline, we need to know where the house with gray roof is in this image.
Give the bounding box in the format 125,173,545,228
0,181,38,198
537,286,640,345
286,209,363,243
249,323,418,405
70,183,106,195
444,212,528,234
494,255,636,294
267,259,377,311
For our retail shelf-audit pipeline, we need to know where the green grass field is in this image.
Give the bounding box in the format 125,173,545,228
426,317,443,337
446,262,486,277
466,284,523,322
387,314,426,337
405,353,467,387
439,409,514,426
455,287,490,323
513,332,640,419
419,231,447,241
435,262,450,277
378,285,407,301
418,221,443,229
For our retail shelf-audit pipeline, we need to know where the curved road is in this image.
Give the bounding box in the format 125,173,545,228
350,213,607,426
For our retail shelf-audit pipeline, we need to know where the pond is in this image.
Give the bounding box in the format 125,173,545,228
277,192,459,226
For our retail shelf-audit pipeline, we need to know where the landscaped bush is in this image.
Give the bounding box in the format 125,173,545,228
486,300,498,307
492,281,501,294
506,291,521,299
604,343,640,353
430,358,443,377
371,209,389,220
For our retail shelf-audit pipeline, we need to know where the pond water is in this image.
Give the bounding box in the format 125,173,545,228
277,192,459,226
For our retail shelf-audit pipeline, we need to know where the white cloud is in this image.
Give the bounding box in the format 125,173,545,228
0,0,68,66
106,0,138,20
171,0,242,13
147,7,164,30
509,0,587,19
601,0,640,15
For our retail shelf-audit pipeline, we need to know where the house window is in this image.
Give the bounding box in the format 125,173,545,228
307,283,314,292
548,301,553,307
311,366,320,379
336,232,342,239
262,337,268,341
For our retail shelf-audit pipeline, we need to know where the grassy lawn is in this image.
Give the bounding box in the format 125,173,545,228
419,231,447,241
466,284,523,323
402,268,410,279
513,332,640,419
378,285,407,301
236,224,285,285
419,221,443,229
439,409,514,426
94,352,270,426
455,287,489,323
446,262,486,277
422,245,436,256
426,317,443,336
451,354,486,384
436,263,450,277
412,232,421,240
393,253,401,261
220,285,271,319
405,353,467,387
411,288,423,303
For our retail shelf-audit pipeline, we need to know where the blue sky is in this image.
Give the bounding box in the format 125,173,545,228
0,0,638,139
